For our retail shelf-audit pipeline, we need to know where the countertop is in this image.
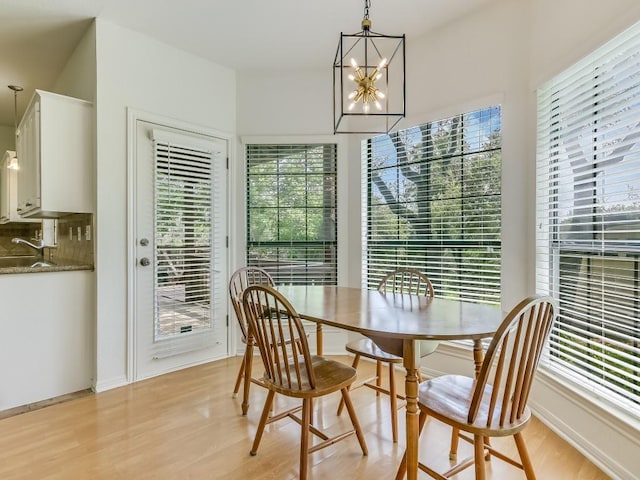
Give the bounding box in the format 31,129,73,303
0,257,93,274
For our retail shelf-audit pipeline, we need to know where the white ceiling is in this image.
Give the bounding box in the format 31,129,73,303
0,0,496,127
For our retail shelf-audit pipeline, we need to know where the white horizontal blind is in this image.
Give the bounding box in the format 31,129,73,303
536,21,640,410
153,134,222,357
246,144,337,285
362,107,502,304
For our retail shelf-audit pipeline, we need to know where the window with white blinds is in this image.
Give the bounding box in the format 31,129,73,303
246,144,337,285
362,107,502,304
154,136,219,346
536,21,640,411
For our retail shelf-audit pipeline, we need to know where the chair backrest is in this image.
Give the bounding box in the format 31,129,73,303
242,285,316,392
468,295,556,427
229,267,275,340
377,268,434,297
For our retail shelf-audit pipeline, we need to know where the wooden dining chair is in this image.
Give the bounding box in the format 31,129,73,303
243,284,368,480
228,266,275,415
395,295,556,480
337,268,439,442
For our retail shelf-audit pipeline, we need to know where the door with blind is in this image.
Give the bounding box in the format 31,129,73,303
134,120,227,381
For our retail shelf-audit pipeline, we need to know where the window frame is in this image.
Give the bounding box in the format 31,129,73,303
243,136,347,286
361,106,503,305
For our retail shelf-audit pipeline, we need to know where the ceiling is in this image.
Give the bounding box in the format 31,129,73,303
0,0,496,127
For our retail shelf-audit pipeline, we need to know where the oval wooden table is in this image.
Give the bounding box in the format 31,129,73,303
277,285,504,480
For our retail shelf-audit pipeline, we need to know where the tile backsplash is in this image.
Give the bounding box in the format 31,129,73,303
0,213,94,266
0,223,40,256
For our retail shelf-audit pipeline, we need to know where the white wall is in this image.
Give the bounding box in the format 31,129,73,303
238,1,640,478
529,0,640,89
0,126,15,154
93,20,236,390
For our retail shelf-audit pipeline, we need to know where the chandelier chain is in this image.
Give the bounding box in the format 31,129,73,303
363,0,370,20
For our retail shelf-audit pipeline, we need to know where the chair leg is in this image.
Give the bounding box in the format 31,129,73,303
250,390,275,456
337,354,361,416
389,362,398,443
376,360,383,397
484,436,492,461
232,353,246,398
474,434,486,480
514,432,537,480
450,427,460,460
242,344,254,415
300,398,311,480
394,408,428,480
340,388,368,456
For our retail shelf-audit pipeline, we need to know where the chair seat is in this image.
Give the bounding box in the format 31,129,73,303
264,355,357,398
418,374,531,437
345,338,404,362
345,338,439,362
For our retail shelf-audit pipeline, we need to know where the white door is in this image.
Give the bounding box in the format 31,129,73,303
133,119,228,381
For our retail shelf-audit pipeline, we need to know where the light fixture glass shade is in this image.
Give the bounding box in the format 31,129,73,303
7,152,19,170
333,28,405,134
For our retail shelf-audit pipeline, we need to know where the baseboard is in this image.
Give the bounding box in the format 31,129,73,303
94,375,129,393
0,389,93,420
531,372,639,480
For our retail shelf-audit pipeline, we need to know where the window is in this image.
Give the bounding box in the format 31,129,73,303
246,143,337,285
150,128,226,358
536,22,640,411
363,107,502,304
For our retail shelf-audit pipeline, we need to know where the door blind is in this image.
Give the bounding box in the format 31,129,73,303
362,107,502,304
246,143,337,285
152,130,223,357
536,21,640,410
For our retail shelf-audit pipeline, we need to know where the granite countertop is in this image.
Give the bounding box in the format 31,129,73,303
0,256,93,274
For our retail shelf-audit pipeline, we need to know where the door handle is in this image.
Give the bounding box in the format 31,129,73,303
139,257,151,267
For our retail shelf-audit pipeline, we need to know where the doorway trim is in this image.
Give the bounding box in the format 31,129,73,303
126,108,234,383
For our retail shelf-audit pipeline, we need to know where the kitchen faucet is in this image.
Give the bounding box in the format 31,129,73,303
11,237,45,255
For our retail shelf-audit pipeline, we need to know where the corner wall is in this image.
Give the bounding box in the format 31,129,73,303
93,19,236,390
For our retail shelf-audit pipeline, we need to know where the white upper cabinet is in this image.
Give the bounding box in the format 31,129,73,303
16,89,93,218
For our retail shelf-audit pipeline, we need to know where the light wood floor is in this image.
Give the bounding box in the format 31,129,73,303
0,356,610,479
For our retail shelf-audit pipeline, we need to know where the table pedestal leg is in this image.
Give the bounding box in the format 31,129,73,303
403,339,420,480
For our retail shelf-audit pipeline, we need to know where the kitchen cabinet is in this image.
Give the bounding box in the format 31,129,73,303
0,150,38,224
16,90,93,218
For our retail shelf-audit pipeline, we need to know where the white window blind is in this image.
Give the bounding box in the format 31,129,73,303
362,107,502,304
152,131,224,358
536,21,640,410
246,144,337,285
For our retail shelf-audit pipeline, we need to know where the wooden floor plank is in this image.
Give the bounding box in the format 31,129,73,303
0,356,610,479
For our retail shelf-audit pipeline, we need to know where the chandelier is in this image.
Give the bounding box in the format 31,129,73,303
333,0,406,134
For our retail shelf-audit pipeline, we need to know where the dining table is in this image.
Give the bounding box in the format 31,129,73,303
276,285,504,480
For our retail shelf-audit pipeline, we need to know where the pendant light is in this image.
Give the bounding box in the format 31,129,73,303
333,0,406,134
7,85,23,170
